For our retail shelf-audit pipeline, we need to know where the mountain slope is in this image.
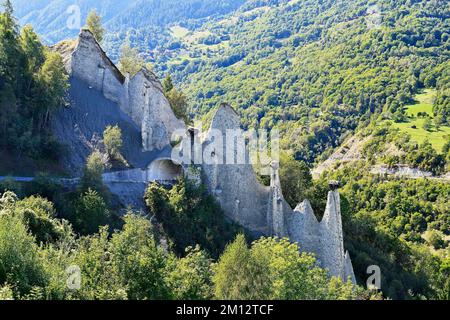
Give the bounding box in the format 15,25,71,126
11,0,245,44
12,0,449,166
156,0,449,163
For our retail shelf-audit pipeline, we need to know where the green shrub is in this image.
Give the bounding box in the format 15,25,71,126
72,189,110,235
144,178,241,258
0,202,47,296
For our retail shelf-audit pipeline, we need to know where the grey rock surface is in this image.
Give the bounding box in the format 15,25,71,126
53,29,185,163
52,77,143,176
199,104,356,281
200,104,271,235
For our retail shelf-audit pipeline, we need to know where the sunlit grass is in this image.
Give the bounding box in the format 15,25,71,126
169,25,190,38
389,89,450,152
405,89,435,117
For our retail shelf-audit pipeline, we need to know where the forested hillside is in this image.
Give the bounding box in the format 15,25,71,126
0,2,366,301
0,1,68,174
155,0,449,164
13,0,450,165
315,165,449,299
11,0,245,56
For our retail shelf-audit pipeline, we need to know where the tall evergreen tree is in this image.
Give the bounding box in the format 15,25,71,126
162,74,190,123
20,25,45,75
163,74,174,93
0,0,20,83
35,51,68,129
0,0,20,145
85,9,105,43
213,234,271,300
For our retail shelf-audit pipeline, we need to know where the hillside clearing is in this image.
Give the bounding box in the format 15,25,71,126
389,89,450,152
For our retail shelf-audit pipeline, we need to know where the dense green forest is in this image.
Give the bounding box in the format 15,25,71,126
11,0,450,167
1,155,448,300
0,5,362,300
10,0,246,59
154,0,450,164
0,0,67,172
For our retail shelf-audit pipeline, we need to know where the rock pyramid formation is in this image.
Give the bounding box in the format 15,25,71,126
52,29,185,174
52,30,356,283
198,104,356,282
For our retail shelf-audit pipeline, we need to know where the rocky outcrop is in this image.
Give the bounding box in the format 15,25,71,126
312,133,447,182
69,30,125,104
288,200,320,260
198,104,356,282
200,104,271,235
312,135,369,178
318,190,346,279
344,251,357,284
53,30,185,169
370,165,434,179
271,159,354,281
288,190,355,281
125,69,185,151
51,77,144,175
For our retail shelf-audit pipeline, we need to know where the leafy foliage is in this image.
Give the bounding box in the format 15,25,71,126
144,178,241,258
0,3,68,161
156,0,450,164
10,0,246,46
213,235,364,300
166,246,213,300
2,192,368,300
109,214,170,300
80,150,106,194
361,122,448,175
1,0,449,301
103,125,123,159
165,82,191,124
14,195,66,244
72,189,110,236
118,41,145,76
0,192,47,296
213,234,270,300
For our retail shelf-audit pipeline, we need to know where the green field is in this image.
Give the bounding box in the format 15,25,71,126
389,89,450,152
168,25,231,66
169,25,190,38
405,89,435,117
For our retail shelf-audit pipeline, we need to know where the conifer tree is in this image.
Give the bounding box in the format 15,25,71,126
20,25,45,74
0,0,20,145
86,9,105,43
0,0,20,83
163,74,174,93
213,234,270,299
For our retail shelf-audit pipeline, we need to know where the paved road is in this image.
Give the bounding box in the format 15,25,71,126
0,176,35,182
0,176,81,185
0,175,172,184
